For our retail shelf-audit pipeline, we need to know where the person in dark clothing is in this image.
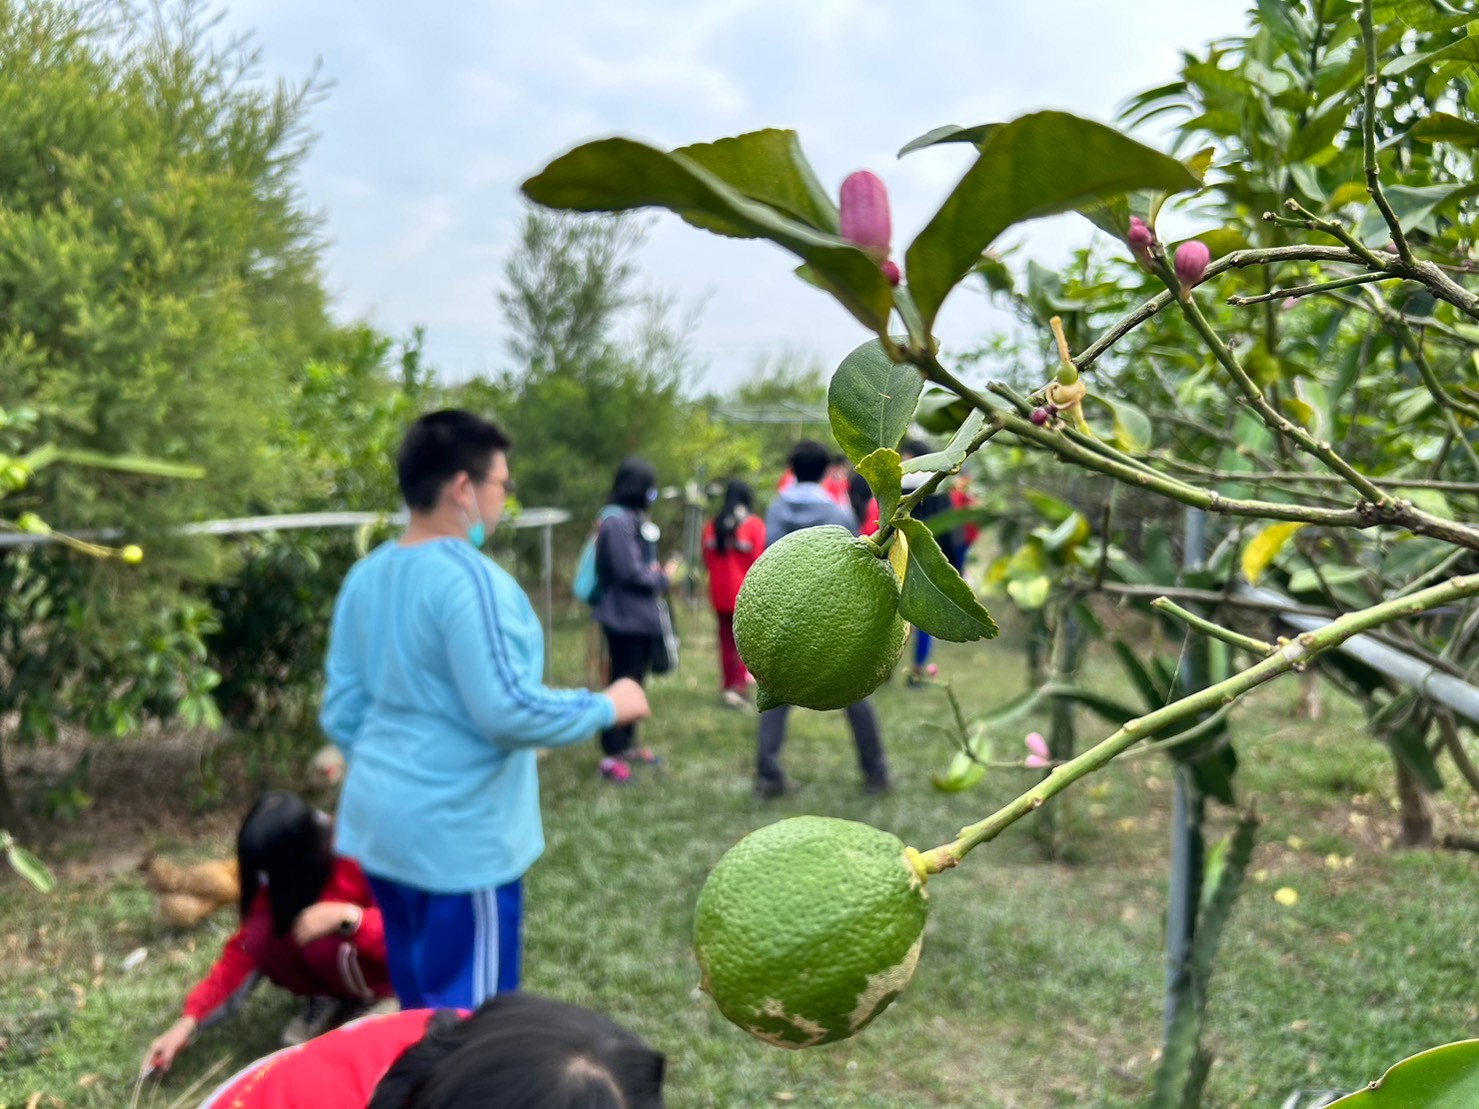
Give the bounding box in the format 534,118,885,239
754,440,891,799
592,458,680,782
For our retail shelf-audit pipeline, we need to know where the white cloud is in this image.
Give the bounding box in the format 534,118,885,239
213,0,1252,391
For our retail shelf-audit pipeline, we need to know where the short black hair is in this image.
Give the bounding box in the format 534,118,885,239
901,437,933,459
368,993,666,1109
237,791,333,937
788,440,830,484
397,410,511,512
609,457,658,511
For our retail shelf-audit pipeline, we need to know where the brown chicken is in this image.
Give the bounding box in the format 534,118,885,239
139,855,241,929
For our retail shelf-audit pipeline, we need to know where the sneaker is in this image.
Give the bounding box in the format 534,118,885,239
333,995,401,1029
721,689,748,710
905,664,938,688
863,776,894,796
628,747,664,768
599,757,632,783
281,996,344,1047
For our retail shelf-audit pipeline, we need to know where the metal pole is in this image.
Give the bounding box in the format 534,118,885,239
1164,507,1208,1041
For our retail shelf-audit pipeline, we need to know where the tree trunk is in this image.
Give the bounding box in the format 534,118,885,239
1393,757,1434,848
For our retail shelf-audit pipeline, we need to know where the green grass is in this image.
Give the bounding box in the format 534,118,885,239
2,604,1477,1108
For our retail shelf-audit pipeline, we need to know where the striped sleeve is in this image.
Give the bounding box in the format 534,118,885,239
442,546,616,748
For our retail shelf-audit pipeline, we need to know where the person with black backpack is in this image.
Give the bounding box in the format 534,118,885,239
591,458,681,783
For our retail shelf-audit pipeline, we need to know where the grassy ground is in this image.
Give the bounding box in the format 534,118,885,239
2,602,1477,1108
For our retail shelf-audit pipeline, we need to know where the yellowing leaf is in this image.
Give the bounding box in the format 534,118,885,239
1274,886,1300,907
1283,396,1318,429
888,529,909,582
1241,522,1305,585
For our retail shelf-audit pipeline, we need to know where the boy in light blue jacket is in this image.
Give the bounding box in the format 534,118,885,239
321,409,650,1010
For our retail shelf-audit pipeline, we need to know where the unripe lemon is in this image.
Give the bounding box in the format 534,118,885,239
694,816,929,1049
733,526,906,711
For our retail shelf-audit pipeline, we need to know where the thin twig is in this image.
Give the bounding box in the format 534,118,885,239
1360,0,1415,266
1280,200,1390,270
914,573,1479,873
1151,597,1274,655
1228,270,1395,306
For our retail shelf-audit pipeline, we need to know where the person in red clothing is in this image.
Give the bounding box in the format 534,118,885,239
141,791,394,1076
702,480,767,708
195,992,666,1108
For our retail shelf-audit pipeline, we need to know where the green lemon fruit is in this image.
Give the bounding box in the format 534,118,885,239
693,816,929,1049
733,526,906,711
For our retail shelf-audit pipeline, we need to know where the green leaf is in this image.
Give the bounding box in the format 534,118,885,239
1152,813,1257,1107
922,506,995,537
1287,95,1354,162
904,111,1202,332
1384,33,1479,76
6,842,56,894
931,749,988,793
1410,111,1479,148
974,685,1047,730
1037,512,1091,558
522,138,893,332
1326,1039,1479,1107
1006,575,1052,611
1355,182,1479,242
1388,721,1445,792
901,409,988,475
914,387,980,435
827,338,923,465
1043,683,1140,725
24,447,205,480
896,518,999,642
897,123,1002,157
1021,488,1076,524
857,448,903,527
1112,640,1168,708
675,129,839,232
1374,1,1476,32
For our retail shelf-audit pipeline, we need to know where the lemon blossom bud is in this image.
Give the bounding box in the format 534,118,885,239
1126,217,1152,249
1174,240,1211,293
881,260,901,286
839,170,892,257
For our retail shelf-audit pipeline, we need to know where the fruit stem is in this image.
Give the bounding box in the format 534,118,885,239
913,573,1479,873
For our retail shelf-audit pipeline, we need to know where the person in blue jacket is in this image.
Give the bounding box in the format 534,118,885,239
320,409,650,1011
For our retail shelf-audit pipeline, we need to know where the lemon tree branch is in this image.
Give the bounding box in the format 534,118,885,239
914,572,1479,874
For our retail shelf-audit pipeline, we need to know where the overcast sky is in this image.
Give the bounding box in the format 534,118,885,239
218,1,1253,391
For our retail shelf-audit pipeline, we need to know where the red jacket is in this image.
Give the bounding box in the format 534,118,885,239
183,856,388,1023
199,1009,463,1108
949,486,981,548
701,514,766,614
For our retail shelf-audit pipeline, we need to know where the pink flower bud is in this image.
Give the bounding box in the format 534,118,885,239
1024,732,1051,769
881,259,901,286
839,170,892,257
1030,407,1050,426
1127,217,1152,249
1174,240,1211,291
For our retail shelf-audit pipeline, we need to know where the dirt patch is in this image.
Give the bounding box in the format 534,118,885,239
6,722,321,868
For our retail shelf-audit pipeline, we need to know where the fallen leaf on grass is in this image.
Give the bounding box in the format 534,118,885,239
1274,887,1299,907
